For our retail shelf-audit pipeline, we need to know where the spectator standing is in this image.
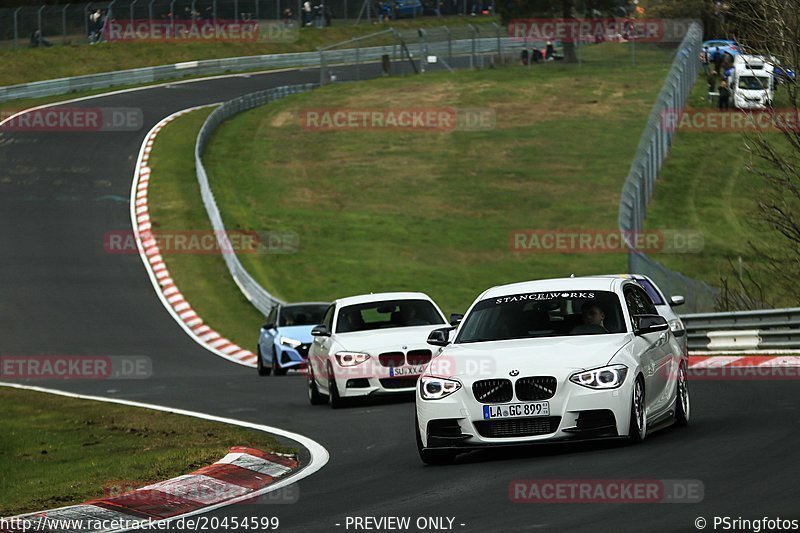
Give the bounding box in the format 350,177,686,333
283,7,293,27
302,0,312,26
545,40,554,61
718,79,730,110
700,46,710,75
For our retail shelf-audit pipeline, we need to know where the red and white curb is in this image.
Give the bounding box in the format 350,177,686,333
130,107,258,368
2,447,297,533
0,382,329,533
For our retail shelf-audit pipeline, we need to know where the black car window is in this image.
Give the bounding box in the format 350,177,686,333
279,304,329,327
625,285,657,317
322,305,335,330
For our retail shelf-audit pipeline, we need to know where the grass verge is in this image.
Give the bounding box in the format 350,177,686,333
0,387,287,516
1,16,496,87
643,74,794,306
187,42,677,316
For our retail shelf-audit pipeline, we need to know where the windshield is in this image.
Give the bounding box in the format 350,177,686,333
456,290,626,343
738,76,770,90
279,304,329,327
336,299,444,333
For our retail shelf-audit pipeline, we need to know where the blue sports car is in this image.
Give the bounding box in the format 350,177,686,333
257,302,330,376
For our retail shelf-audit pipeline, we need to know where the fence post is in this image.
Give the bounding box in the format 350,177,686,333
355,39,361,80
14,7,21,47
108,0,116,23
493,22,501,61
319,49,325,86
62,4,70,41
469,24,477,69
444,25,451,63
234,0,239,22
38,5,45,40
148,0,155,26
84,4,90,42
419,28,426,73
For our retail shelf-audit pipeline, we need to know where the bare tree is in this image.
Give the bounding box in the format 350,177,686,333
726,1,800,304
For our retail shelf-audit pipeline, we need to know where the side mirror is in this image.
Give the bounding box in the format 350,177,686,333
311,324,331,337
669,295,685,307
262,322,276,330
449,313,464,326
427,326,455,347
634,314,669,335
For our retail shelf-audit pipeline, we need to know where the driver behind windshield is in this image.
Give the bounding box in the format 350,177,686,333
570,303,608,335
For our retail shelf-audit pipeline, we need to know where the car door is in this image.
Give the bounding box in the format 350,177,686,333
260,306,279,357
624,285,670,418
310,304,336,387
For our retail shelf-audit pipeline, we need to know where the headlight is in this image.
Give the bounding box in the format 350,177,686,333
280,336,302,348
335,351,370,367
419,376,461,400
570,365,628,390
668,319,684,333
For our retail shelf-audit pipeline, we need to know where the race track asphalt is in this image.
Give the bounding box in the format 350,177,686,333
1,63,799,533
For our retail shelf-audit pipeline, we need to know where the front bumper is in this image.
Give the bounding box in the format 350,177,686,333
330,360,428,398
277,343,311,369
416,375,635,449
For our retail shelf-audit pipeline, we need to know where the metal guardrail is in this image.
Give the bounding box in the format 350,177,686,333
617,20,719,313
195,83,317,316
0,35,519,103
682,307,800,351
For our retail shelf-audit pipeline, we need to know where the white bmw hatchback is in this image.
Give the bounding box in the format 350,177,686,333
415,276,690,464
308,292,449,408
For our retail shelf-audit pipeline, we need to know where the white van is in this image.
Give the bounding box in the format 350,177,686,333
728,54,774,109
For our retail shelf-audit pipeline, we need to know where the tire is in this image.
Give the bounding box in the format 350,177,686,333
415,415,456,465
273,348,288,376
628,375,646,443
327,361,347,409
256,346,270,376
674,362,690,427
308,362,328,405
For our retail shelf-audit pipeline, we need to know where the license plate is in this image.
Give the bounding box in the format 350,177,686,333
389,365,425,377
483,402,549,420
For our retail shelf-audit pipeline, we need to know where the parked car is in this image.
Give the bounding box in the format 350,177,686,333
702,39,741,61
257,302,330,376
415,276,689,464
728,54,774,109
307,292,447,408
